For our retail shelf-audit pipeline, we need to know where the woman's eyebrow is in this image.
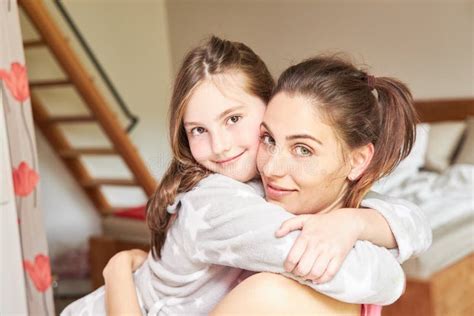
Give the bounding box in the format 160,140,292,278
261,122,323,145
287,134,323,146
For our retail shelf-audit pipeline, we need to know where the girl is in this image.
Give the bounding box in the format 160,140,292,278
62,37,431,316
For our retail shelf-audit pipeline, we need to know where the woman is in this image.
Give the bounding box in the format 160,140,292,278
213,55,423,314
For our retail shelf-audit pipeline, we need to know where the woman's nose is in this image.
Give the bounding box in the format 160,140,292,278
261,147,287,178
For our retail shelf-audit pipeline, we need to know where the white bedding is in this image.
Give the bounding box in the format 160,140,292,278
373,164,474,278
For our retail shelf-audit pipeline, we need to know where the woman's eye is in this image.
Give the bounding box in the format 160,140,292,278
260,133,275,146
227,115,242,125
294,146,312,157
191,127,206,136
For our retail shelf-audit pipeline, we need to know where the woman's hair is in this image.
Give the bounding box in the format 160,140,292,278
273,56,418,208
148,36,274,259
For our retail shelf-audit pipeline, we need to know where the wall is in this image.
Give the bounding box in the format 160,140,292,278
167,0,473,99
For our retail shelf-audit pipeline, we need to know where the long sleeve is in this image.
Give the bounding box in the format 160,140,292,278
177,175,405,305
361,191,433,263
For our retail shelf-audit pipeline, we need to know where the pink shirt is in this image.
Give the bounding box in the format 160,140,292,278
361,304,382,316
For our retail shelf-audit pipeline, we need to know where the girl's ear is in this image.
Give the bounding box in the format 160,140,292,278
347,143,374,181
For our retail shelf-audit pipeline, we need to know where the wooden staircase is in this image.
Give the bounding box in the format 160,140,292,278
18,0,157,215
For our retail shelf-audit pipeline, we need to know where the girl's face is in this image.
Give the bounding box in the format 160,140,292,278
184,73,266,182
257,92,351,215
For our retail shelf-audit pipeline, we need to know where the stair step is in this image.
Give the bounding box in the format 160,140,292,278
81,178,138,187
100,206,138,215
47,115,96,123
30,79,72,88
23,39,46,48
59,148,117,158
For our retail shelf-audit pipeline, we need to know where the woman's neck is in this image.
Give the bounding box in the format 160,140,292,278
317,182,348,214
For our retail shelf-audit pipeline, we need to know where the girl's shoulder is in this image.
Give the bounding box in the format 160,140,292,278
192,173,265,197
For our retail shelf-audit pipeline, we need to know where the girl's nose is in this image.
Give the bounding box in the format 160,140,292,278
211,132,232,156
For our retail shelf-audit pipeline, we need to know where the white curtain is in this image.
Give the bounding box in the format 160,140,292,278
0,1,54,315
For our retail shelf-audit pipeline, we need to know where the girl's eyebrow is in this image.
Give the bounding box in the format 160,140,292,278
216,105,246,120
261,122,323,146
184,105,246,127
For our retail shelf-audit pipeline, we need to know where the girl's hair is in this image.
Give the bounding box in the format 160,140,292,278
273,56,418,208
147,36,274,259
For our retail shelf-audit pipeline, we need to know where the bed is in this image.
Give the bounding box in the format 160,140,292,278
381,98,474,316
89,98,474,316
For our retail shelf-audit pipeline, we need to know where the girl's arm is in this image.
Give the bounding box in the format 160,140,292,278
275,193,432,282
177,175,405,305
103,250,147,316
360,191,432,263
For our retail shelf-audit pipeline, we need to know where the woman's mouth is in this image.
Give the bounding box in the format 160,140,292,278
214,150,246,166
265,182,297,199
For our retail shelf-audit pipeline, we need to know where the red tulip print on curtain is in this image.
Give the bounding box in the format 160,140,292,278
23,254,53,315
12,161,40,230
13,161,39,197
0,62,38,206
0,62,30,102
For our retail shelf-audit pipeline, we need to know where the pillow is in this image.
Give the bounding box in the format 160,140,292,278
372,123,430,194
454,117,474,165
425,121,466,172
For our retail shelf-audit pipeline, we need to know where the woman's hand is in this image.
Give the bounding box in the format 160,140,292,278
275,209,364,284
103,249,147,316
103,249,148,281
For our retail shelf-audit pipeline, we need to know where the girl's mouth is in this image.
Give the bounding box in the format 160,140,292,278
214,150,246,166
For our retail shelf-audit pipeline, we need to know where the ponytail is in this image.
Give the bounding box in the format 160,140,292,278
345,76,418,207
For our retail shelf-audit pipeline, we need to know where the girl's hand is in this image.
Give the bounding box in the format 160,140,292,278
275,209,363,284
102,249,148,280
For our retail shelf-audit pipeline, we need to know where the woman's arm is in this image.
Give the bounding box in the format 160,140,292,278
103,250,147,316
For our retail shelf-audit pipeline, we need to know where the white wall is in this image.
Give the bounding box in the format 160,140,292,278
167,0,474,99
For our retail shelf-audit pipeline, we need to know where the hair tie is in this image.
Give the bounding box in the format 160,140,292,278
367,75,376,90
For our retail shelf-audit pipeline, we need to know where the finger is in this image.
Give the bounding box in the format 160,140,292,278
314,256,342,284
275,216,308,237
293,246,320,277
306,252,331,281
284,237,308,273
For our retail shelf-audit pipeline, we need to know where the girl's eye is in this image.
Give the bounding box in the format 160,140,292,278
227,115,242,125
260,133,275,146
294,146,312,157
190,127,206,136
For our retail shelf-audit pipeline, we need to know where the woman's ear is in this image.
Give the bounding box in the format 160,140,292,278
347,143,374,181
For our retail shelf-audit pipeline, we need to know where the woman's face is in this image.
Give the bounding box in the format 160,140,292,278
257,92,351,215
184,73,266,182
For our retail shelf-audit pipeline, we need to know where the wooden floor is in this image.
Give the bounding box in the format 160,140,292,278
383,253,474,316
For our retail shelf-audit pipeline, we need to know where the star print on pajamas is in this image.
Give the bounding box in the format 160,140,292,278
218,245,240,265
183,202,212,241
